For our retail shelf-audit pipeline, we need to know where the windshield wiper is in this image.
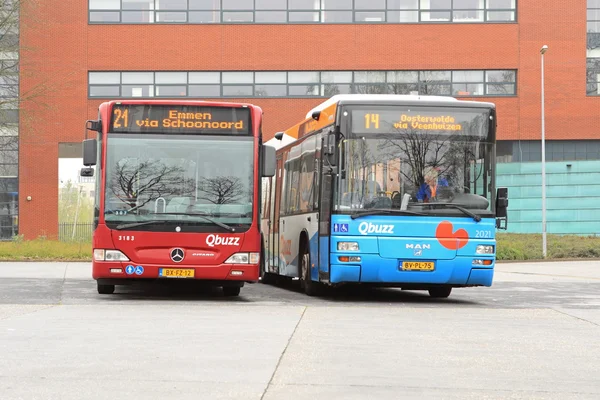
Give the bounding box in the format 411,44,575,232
411,203,481,222
115,220,172,230
350,209,427,220
153,212,236,232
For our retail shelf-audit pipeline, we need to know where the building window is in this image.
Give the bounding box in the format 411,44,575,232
88,0,517,24
497,140,600,163
588,1,600,95
0,135,18,241
88,69,517,99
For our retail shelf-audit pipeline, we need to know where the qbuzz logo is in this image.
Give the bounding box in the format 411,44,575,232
206,234,241,247
357,222,395,235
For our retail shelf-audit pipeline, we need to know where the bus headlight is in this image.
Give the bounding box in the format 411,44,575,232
476,245,495,254
225,253,260,264
337,242,359,251
94,249,130,261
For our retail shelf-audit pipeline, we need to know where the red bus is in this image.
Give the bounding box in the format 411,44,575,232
80,100,275,296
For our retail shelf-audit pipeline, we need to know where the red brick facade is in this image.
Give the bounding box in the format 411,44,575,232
18,0,598,239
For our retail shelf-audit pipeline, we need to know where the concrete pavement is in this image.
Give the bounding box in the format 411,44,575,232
0,260,598,399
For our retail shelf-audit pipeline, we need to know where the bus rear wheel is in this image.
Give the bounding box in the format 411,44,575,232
97,284,115,295
428,287,452,298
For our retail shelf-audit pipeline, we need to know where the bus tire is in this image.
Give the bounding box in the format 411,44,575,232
301,244,319,297
97,284,115,295
223,286,241,297
428,287,452,298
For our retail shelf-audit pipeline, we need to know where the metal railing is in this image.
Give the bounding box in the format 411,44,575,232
59,222,94,242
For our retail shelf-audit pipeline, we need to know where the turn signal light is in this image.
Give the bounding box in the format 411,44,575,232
338,256,361,262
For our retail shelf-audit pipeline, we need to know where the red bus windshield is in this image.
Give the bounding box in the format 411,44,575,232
102,134,254,233
94,102,258,234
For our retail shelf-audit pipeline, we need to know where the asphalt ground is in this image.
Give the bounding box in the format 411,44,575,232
1,260,599,399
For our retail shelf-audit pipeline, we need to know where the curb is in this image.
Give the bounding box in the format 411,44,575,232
497,258,600,264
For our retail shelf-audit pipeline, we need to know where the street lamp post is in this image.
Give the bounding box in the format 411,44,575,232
541,45,548,258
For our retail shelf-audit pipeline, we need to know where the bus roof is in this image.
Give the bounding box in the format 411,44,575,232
273,94,496,142
305,94,496,119
104,99,260,109
304,94,470,118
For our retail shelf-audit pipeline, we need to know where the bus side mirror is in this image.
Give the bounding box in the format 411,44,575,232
495,187,508,230
83,139,97,166
262,144,276,177
80,167,94,177
323,133,337,166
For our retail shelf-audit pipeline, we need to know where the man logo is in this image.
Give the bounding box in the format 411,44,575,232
406,243,430,257
170,248,185,263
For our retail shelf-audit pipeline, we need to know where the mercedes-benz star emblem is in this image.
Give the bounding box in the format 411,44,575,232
170,248,185,263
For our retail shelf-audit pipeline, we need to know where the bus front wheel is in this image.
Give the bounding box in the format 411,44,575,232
97,283,115,295
223,286,241,297
300,245,319,297
428,287,452,298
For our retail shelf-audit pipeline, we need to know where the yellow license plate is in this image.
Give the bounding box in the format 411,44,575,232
401,262,435,271
159,268,195,278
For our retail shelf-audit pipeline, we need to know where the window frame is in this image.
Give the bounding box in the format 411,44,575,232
87,0,517,24
88,69,518,99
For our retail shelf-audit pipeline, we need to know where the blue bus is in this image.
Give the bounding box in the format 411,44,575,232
260,94,508,297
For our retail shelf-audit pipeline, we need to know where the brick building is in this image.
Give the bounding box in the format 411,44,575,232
3,0,599,240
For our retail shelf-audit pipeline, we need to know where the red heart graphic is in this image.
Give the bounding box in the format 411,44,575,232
435,221,469,250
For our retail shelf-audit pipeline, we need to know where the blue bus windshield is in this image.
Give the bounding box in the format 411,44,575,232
336,106,494,216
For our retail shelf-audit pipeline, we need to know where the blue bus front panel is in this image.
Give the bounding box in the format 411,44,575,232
329,215,496,287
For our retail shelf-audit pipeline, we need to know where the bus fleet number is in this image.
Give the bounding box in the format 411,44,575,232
475,230,492,238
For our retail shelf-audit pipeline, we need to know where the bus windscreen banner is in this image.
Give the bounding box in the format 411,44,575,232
109,104,251,134
351,108,489,137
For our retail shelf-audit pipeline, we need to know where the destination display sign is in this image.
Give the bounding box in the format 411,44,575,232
351,108,489,136
109,104,251,135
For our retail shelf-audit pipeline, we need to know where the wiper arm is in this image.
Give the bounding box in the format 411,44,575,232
350,209,427,220
443,204,482,222
155,212,236,232
115,220,171,230
411,203,481,222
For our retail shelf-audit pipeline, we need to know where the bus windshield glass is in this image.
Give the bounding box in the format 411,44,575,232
103,134,254,232
336,106,495,216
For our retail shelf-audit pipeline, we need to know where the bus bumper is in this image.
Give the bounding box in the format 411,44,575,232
329,255,494,287
92,261,259,283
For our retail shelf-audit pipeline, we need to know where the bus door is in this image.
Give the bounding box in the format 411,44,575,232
271,155,284,274
318,130,333,279
307,134,321,280
261,175,272,272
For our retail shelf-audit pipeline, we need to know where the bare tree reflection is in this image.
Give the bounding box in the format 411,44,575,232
345,137,376,205
376,113,488,191
587,58,600,95
376,128,453,189
198,176,245,204
109,159,195,210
